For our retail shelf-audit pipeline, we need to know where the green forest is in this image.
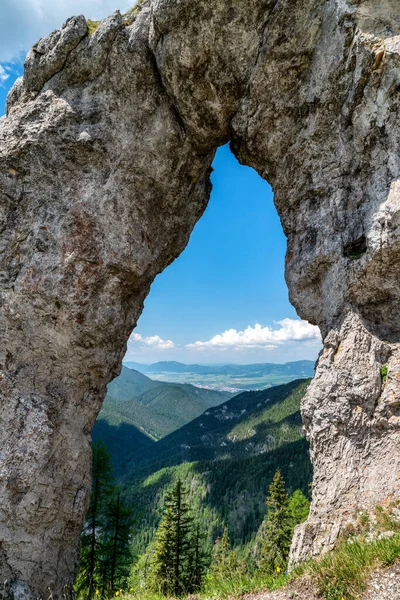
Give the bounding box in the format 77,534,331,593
77,373,313,599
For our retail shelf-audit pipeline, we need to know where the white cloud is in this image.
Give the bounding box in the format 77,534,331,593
186,319,321,351
0,65,9,86
0,0,134,62
129,332,175,351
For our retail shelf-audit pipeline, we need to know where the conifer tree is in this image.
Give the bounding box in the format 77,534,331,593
210,528,241,580
150,479,193,596
76,440,114,599
186,522,207,591
288,489,310,526
98,490,135,595
259,470,293,574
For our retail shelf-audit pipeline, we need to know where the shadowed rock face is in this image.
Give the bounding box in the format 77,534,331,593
0,0,399,596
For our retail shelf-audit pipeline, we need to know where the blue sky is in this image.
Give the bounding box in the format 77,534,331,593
0,1,322,365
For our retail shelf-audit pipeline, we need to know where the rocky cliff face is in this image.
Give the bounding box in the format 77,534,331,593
0,0,399,597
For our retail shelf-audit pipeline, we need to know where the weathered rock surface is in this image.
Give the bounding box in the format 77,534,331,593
0,0,399,597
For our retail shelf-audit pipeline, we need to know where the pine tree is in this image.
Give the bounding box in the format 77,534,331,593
186,522,207,592
150,479,193,596
259,470,293,574
288,489,310,526
76,440,114,599
98,490,135,595
210,528,242,581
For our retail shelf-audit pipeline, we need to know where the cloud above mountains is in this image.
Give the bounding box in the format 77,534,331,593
0,0,133,62
128,332,175,352
126,319,321,359
186,319,321,351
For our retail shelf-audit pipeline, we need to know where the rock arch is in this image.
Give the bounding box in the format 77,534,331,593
0,0,399,597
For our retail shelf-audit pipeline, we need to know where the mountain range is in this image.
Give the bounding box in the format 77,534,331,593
93,368,312,554
123,378,312,553
130,378,309,474
93,366,234,469
123,360,315,391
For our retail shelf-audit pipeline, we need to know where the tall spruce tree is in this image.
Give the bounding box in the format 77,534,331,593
186,521,207,592
259,469,293,574
76,440,114,599
150,479,194,596
98,490,135,595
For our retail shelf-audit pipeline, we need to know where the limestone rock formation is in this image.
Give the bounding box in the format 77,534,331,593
0,0,399,597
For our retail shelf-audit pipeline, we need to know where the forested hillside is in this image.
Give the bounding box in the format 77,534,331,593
94,366,234,448
117,380,312,555
129,379,309,472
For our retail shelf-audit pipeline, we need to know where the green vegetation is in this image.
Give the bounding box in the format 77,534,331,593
130,378,310,472
86,384,400,600
201,568,289,599
76,442,135,598
87,19,100,36
206,527,246,592
293,535,400,600
149,479,204,596
381,364,388,382
76,440,114,598
288,489,310,525
99,492,135,595
94,367,233,473
199,524,400,600
259,470,294,574
125,472,308,600
123,381,312,557
98,366,233,440
87,379,315,598
123,0,146,19
290,501,400,600
123,529,400,600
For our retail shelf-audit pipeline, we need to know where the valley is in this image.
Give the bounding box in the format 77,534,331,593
124,360,315,391
93,367,312,559
124,379,312,557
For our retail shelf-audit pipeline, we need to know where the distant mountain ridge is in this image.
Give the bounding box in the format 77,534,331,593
123,360,315,391
124,360,315,377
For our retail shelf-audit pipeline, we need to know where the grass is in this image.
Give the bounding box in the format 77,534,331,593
123,0,146,23
200,570,289,599
87,0,146,36
121,571,289,600
80,530,400,600
199,531,400,600
292,533,400,600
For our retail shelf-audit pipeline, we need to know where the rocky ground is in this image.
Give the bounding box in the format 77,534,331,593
361,561,400,600
240,578,318,600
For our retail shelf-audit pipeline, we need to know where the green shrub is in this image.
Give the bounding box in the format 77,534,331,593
87,19,100,36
